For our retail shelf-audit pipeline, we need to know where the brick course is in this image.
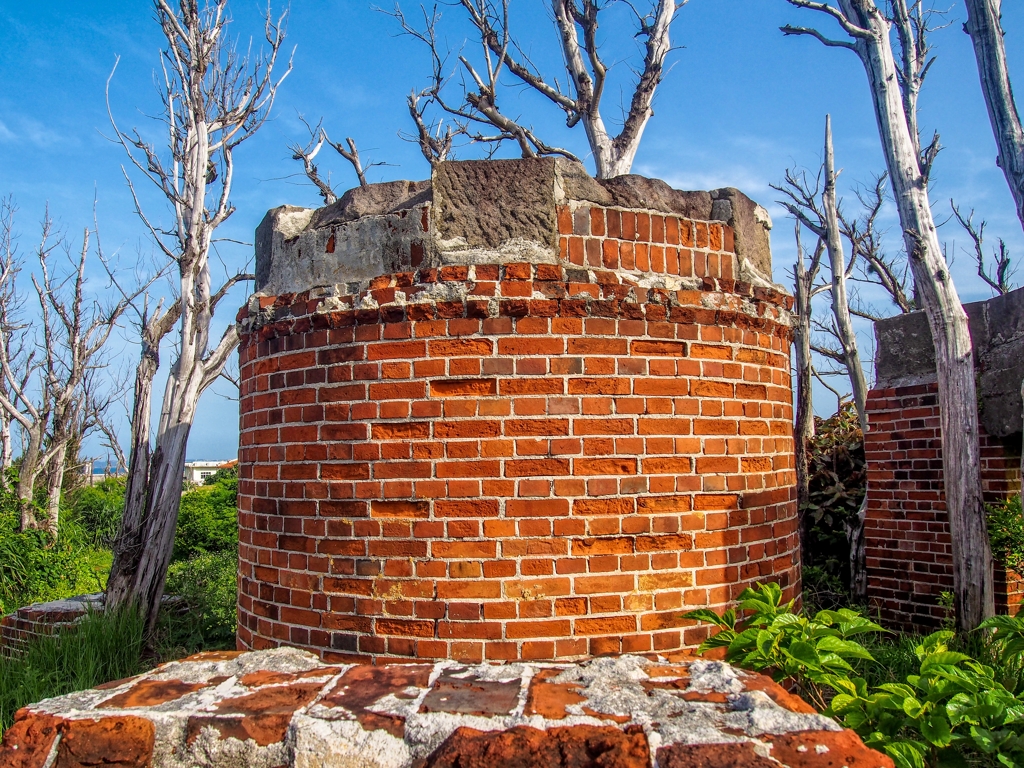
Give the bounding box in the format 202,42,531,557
237,196,799,663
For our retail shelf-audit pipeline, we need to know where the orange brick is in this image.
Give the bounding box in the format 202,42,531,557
430,379,497,397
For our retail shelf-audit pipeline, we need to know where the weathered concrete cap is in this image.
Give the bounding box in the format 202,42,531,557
0,648,892,768
873,284,1024,437
253,158,775,296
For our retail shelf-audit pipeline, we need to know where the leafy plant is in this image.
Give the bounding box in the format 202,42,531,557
830,630,1024,768
65,478,125,548
0,500,88,615
162,550,237,651
686,583,1024,768
988,495,1024,573
684,582,884,710
173,469,237,561
803,404,867,594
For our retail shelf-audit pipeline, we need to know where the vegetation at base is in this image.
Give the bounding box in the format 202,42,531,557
64,478,126,549
988,494,1024,574
0,467,240,736
174,469,238,561
1,464,238,649
802,404,866,601
162,550,238,653
686,582,1024,768
0,605,147,733
0,485,102,615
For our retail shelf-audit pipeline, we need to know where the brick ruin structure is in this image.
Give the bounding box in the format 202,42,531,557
235,159,800,663
865,286,1024,628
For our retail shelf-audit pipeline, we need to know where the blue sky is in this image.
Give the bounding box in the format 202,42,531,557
0,0,1022,461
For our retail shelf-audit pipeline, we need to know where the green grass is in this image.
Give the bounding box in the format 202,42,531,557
0,606,147,733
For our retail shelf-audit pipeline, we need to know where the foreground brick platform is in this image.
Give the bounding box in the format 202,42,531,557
0,647,891,768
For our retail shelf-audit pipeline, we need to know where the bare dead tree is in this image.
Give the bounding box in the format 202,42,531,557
0,211,42,527
289,118,337,205
890,0,943,182
791,221,829,529
289,115,393,205
405,89,465,167
0,199,18,484
774,118,869,433
389,3,580,165
950,202,1017,295
325,135,371,189
963,0,1024,234
390,0,684,177
105,0,290,633
776,118,874,598
841,173,916,315
0,212,136,535
783,0,994,630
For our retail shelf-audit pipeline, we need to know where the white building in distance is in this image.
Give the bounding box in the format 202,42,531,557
183,460,235,484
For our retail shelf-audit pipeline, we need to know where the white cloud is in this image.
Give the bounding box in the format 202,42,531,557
0,113,70,149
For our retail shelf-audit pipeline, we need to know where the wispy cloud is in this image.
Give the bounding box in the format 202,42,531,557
0,113,73,149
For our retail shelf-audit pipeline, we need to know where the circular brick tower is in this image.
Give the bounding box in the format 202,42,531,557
236,159,799,663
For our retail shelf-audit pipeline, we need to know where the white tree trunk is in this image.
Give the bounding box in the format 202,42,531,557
16,426,44,531
823,116,870,432
964,0,1024,233
793,229,816,523
822,115,870,599
110,340,158,588
0,416,12,488
840,0,993,629
107,281,222,632
44,454,65,536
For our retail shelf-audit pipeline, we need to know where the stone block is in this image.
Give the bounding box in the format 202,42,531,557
0,649,891,768
873,285,1024,437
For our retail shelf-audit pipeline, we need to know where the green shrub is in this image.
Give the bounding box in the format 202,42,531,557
65,478,125,548
987,494,1024,573
0,496,88,615
162,550,237,652
803,404,867,595
830,630,1024,768
173,469,237,562
0,605,146,733
686,584,1024,768
684,582,885,711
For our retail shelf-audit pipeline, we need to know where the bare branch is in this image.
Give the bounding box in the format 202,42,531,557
388,0,681,177
780,24,857,50
950,200,1017,295
288,116,337,205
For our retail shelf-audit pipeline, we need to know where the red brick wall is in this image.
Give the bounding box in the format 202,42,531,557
865,383,1023,628
236,202,799,663
0,597,99,654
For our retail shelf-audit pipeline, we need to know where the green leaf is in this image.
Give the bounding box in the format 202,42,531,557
828,693,857,714
920,713,953,747
770,612,802,630
683,608,731,628
902,696,925,718
885,741,928,768
782,640,821,670
815,635,875,661
920,651,973,672
756,629,775,658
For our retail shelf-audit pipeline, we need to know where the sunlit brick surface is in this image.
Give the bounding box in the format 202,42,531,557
235,202,799,663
